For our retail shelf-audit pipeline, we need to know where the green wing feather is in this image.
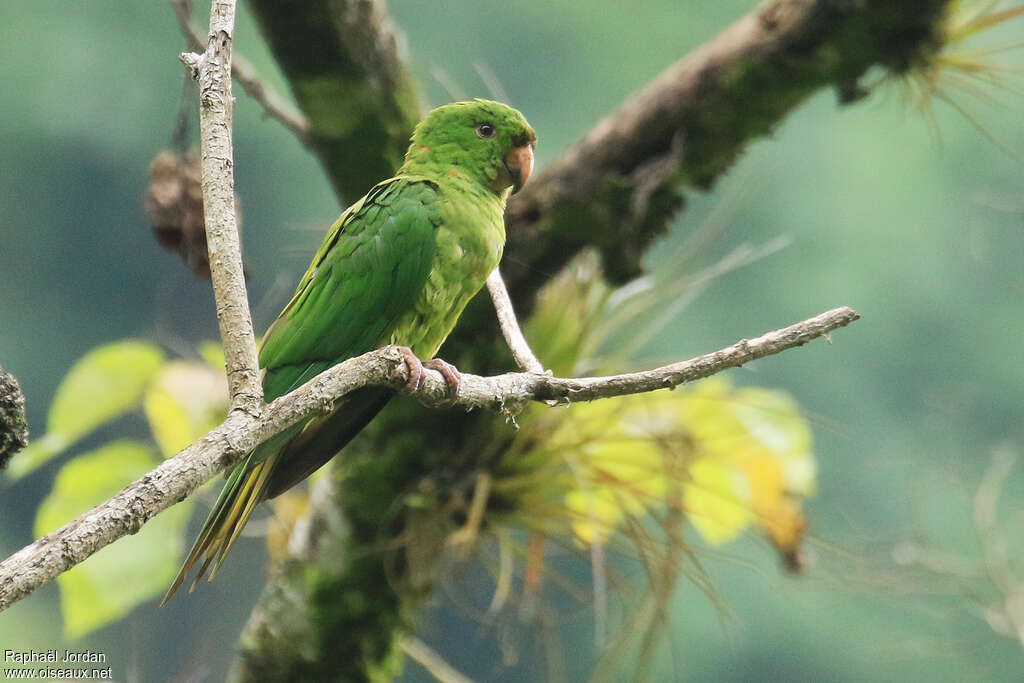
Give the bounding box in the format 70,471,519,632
163,177,442,603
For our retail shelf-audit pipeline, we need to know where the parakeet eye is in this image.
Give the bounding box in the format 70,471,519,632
475,123,496,139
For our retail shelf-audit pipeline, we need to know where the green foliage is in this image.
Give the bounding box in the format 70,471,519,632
33,440,191,639
8,340,227,638
7,341,164,479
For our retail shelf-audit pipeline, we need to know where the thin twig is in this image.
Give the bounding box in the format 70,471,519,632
487,268,546,374
180,0,262,413
171,0,310,142
401,636,473,683
0,306,858,613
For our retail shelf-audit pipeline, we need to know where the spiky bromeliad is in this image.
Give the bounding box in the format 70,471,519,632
164,100,536,602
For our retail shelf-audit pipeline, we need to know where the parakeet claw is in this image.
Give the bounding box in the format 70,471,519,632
423,358,462,404
397,346,427,391
396,349,461,403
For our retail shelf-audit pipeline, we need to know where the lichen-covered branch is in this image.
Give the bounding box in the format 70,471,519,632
500,0,948,292
0,307,857,614
180,0,262,412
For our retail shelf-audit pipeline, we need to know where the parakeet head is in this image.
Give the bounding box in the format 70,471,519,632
401,99,537,196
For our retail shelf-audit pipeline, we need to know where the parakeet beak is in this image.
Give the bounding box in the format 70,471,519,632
504,142,535,194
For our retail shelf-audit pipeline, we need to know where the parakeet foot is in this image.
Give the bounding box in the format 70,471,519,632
397,346,427,391
424,358,462,404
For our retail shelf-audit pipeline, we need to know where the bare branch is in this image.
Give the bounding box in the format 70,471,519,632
401,637,473,683
170,0,310,141
486,268,546,374
180,0,262,413
0,306,858,613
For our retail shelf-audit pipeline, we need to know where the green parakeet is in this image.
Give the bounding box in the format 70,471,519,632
164,100,536,602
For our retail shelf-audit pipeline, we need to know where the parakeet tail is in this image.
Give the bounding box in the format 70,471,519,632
264,388,393,498
161,388,393,604
161,448,277,605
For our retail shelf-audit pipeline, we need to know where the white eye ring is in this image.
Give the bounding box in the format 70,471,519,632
476,123,496,139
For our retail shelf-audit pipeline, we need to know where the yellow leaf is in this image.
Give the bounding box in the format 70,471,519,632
565,488,624,545
7,341,164,479
684,457,752,545
143,360,228,458
732,387,816,496
266,488,310,561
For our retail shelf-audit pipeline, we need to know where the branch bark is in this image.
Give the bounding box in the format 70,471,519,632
0,307,857,613
486,268,546,375
180,0,262,413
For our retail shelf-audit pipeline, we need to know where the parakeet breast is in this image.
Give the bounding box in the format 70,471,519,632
389,179,507,357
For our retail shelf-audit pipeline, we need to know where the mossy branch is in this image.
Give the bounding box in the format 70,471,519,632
500,0,948,294
245,0,422,199
243,0,948,297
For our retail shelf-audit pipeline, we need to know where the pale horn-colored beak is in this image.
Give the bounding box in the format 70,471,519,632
504,142,535,194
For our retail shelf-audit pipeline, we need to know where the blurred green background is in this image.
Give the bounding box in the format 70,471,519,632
2,1,1023,680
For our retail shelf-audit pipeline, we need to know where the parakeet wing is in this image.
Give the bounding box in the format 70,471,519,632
259,176,442,402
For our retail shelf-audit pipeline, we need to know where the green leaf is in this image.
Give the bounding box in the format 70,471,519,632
7,341,164,479
48,340,165,439
143,360,228,457
34,440,191,639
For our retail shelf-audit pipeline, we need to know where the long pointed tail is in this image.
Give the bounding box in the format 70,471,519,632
161,388,393,604
161,452,277,605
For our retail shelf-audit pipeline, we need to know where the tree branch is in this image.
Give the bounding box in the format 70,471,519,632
243,0,947,299
500,0,948,294
486,268,546,375
0,306,858,613
180,0,262,413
